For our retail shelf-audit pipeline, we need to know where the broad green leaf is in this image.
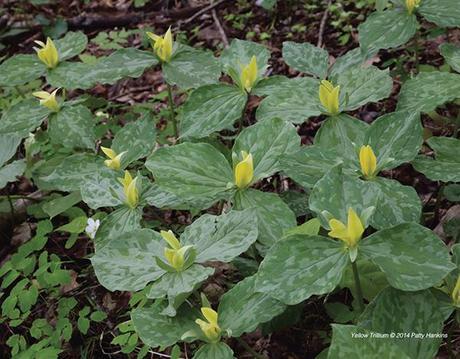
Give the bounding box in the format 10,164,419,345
358,287,445,358
256,77,322,123
419,0,460,28
367,177,421,229
54,31,88,61
338,66,393,111
397,71,460,113
284,218,321,237
145,143,234,205
46,62,94,89
80,167,123,209
181,209,258,263
314,114,368,164
132,303,197,348
252,75,307,97
0,134,21,167
255,234,349,305
164,46,221,89
340,260,388,301
309,165,379,226
91,229,165,291
218,276,286,337
233,118,300,180
329,47,378,79
56,216,87,233
360,223,455,291
328,324,411,359
220,39,270,77
95,207,143,250
440,43,460,73
0,55,45,86
358,9,417,52
42,192,82,219
282,41,328,78
179,84,247,139
111,114,157,167
48,105,96,149
193,342,234,359
365,110,422,170
412,136,460,182
142,183,201,210
281,146,342,189
0,160,26,188
0,99,49,137
37,153,103,191
234,189,297,251
257,0,276,10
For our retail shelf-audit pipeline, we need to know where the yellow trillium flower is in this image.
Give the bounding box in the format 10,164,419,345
359,145,378,179
146,27,173,62
160,230,188,271
234,151,254,189
406,0,421,15
452,276,460,307
328,208,365,248
195,307,221,343
101,146,125,170
319,80,340,115
240,55,258,92
118,171,139,209
32,89,60,112
33,38,59,69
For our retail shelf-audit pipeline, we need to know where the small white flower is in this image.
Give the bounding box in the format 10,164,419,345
85,218,100,240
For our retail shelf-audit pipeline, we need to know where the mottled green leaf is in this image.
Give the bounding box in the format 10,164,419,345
360,223,455,291
42,192,82,219
218,276,285,336
440,43,460,73
358,9,417,52
179,84,247,139
80,167,123,209
234,189,297,251
0,160,26,189
255,234,349,305
252,75,306,97
142,183,199,210
145,142,234,204
419,0,460,28
397,71,460,113
181,209,258,263
54,31,88,61
282,41,328,78
49,105,96,149
233,118,300,180
0,99,49,137
0,55,45,86
0,134,21,168
220,39,270,76
91,229,165,291
193,342,234,359
329,47,378,79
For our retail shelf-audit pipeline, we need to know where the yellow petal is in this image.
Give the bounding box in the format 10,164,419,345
234,151,254,189
164,248,175,266
319,80,340,115
201,307,218,326
126,177,139,209
118,170,133,187
452,276,460,306
101,146,116,160
347,208,364,246
240,56,258,92
328,218,349,242
146,32,161,42
160,230,181,250
359,145,377,178
163,27,173,62
32,91,50,100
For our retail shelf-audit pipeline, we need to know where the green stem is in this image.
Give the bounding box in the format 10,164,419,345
413,30,420,74
235,337,267,359
351,260,365,314
434,183,445,224
166,83,178,139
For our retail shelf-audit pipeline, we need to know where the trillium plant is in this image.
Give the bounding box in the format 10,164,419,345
1,2,460,358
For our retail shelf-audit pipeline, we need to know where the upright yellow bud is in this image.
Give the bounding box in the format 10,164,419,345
328,208,365,248
146,27,173,62
118,171,139,209
319,80,340,115
101,147,125,171
452,276,460,307
406,0,421,15
359,145,378,179
240,56,258,92
195,307,221,343
34,38,59,69
234,151,254,189
32,89,60,112
161,230,187,271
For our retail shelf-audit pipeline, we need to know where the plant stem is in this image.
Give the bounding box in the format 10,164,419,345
166,83,178,139
413,30,420,74
351,260,365,314
235,337,267,359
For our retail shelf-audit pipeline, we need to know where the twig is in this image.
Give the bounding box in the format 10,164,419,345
180,0,228,26
212,5,229,47
317,0,332,48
